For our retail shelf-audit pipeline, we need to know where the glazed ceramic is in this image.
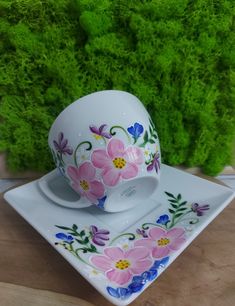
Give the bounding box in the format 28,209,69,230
4,165,235,305
39,90,161,212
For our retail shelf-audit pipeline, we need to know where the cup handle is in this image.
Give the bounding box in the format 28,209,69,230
38,169,92,209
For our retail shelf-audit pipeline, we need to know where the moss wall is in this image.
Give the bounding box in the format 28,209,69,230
0,0,235,175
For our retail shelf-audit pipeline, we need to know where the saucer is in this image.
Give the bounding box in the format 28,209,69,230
4,165,235,306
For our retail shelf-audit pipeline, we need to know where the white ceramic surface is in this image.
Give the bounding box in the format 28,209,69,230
4,165,235,306
45,90,161,212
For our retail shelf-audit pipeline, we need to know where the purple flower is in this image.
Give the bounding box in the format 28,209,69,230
89,124,112,139
191,203,210,216
53,132,73,155
147,152,160,173
90,225,110,246
136,228,148,238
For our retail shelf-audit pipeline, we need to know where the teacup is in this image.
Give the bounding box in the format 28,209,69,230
38,90,161,212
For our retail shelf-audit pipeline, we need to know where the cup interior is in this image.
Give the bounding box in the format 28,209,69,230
105,176,158,212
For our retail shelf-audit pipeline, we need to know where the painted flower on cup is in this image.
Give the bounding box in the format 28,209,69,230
90,225,110,246
90,246,152,285
67,162,105,204
53,132,73,155
89,124,112,140
191,203,210,216
147,152,160,173
127,122,144,143
55,233,74,243
91,139,144,186
134,227,186,259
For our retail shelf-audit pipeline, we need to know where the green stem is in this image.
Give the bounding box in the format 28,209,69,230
142,223,166,230
74,141,92,167
109,233,135,246
168,210,192,228
110,126,131,143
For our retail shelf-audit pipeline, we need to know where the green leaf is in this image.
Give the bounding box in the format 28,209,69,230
149,125,153,135
169,199,178,204
68,232,79,236
143,130,148,142
165,192,175,199
90,244,97,252
55,225,71,231
175,212,184,218
72,224,78,231
177,207,188,212
83,237,89,244
170,203,178,209
149,139,155,144
179,201,187,207
168,208,175,214
80,230,86,237
75,239,86,245
177,194,182,201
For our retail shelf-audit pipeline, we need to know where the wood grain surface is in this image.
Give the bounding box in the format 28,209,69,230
0,179,235,306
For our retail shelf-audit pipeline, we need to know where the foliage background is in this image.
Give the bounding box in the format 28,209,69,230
0,0,235,175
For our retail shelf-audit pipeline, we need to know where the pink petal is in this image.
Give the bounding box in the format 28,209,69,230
78,162,96,181
71,182,85,195
125,247,150,261
67,166,79,182
152,246,170,259
102,167,121,186
85,191,98,204
107,139,125,159
149,227,167,240
134,238,155,250
167,227,185,239
90,255,113,272
104,247,124,261
91,149,111,169
124,147,144,164
169,237,186,251
106,269,132,285
130,259,153,274
89,180,105,198
121,162,138,180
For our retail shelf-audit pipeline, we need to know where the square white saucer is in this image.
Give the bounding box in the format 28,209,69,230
4,165,235,306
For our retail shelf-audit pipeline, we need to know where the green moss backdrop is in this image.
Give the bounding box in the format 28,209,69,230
0,0,235,175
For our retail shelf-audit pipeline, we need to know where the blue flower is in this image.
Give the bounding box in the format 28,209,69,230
97,196,107,210
127,123,144,142
107,287,132,299
152,257,169,270
55,233,73,243
156,214,170,225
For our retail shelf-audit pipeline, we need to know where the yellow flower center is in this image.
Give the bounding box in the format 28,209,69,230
157,237,170,246
112,157,126,169
80,180,89,191
93,134,102,140
115,259,130,270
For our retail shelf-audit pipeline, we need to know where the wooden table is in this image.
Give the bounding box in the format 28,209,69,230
0,177,235,306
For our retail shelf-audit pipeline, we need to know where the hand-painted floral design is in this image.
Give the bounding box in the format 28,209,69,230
67,162,105,204
54,192,210,301
134,227,186,259
90,247,152,285
146,151,160,173
90,225,110,246
156,214,170,226
191,203,210,216
127,122,144,143
91,138,144,186
53,132,73,155
89,124,112,140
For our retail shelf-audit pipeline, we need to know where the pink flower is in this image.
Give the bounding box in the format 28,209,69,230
134,227,186,259
91,139,144,186
67,162,105,204
90,246,152,285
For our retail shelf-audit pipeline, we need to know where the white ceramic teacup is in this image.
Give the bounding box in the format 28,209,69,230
38,90,161,212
